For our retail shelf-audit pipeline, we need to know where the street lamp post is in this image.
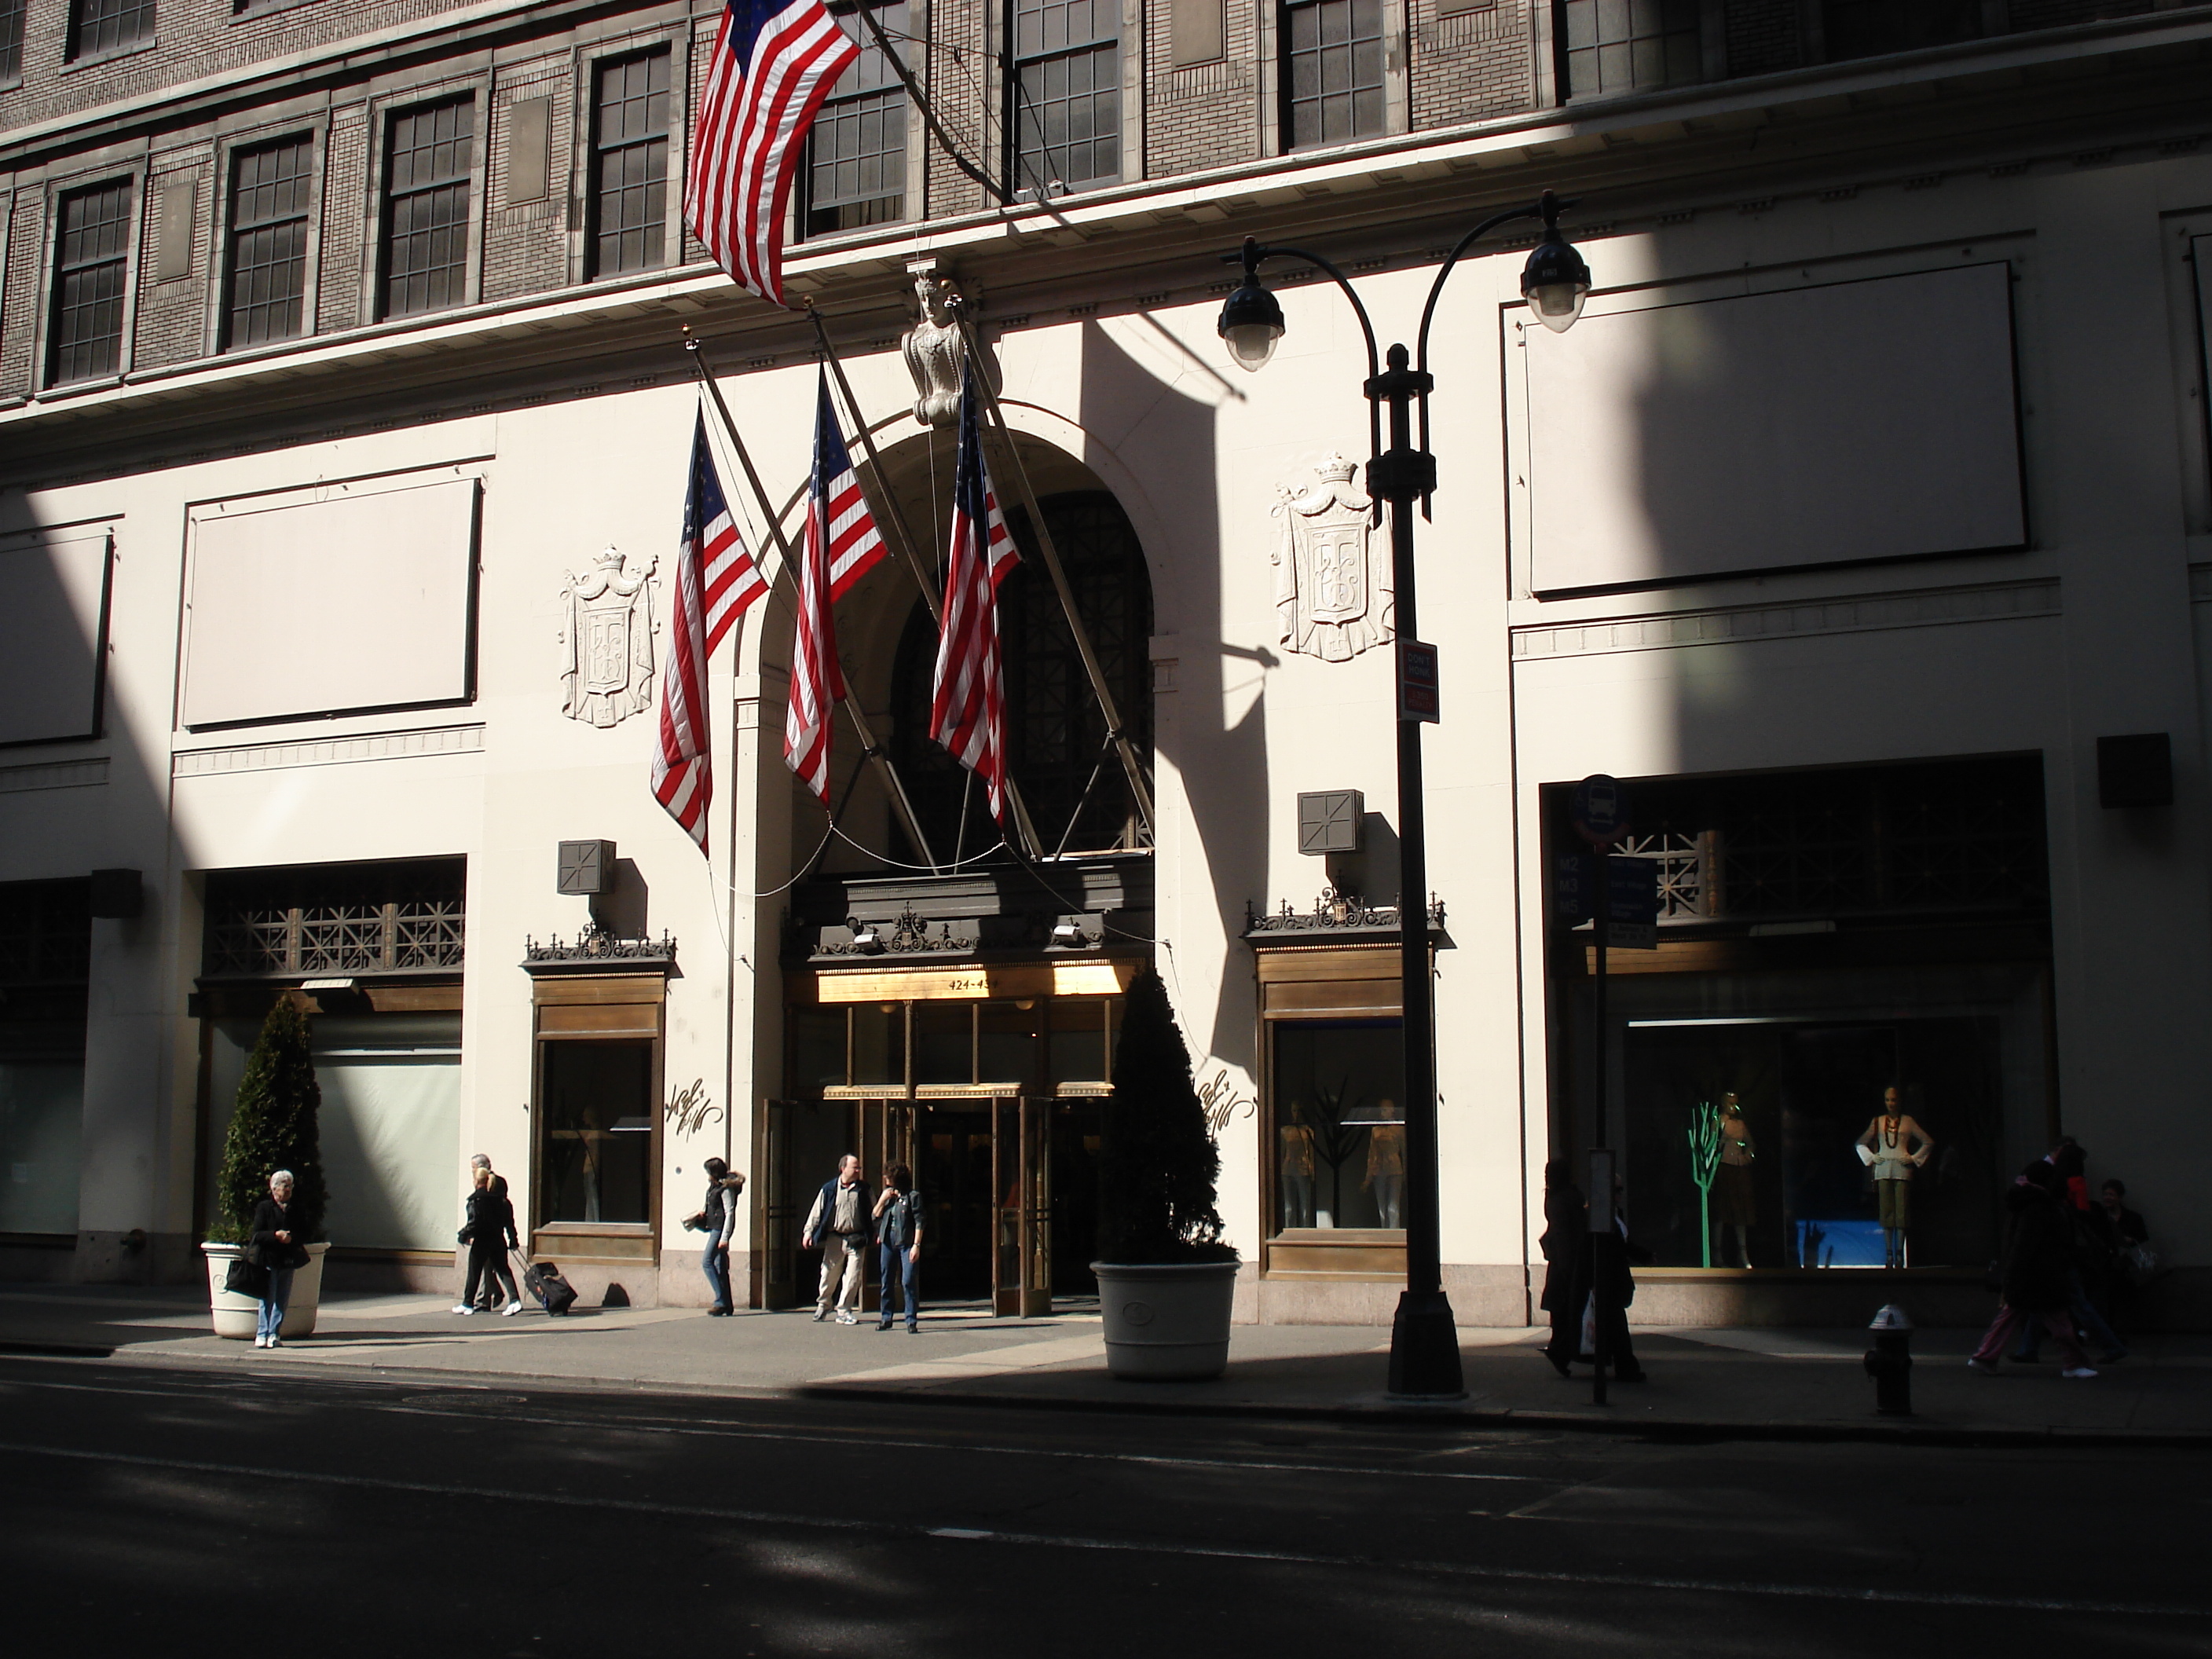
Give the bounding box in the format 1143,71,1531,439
1219,193,1591,1399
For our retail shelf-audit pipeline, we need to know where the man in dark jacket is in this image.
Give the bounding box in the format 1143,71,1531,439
1967,1163,2095,1376
1543,1170,1649,1383
456,1161,522,1315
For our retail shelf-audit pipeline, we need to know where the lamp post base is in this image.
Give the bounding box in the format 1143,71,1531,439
1386,1288,1467,1400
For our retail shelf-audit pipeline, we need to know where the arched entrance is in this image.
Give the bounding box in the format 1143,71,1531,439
756,433,1157,1319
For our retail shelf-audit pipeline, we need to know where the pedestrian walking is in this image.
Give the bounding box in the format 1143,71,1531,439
1544,1171,1649,1383
1538,1161,1585,1377
455,1159,522,1316
2012,1143,2127,1364
802,1153,870,1324
872,1163,925,1332
1968,1163,2097,1378
687,1156,745,1315
249,1170,308,1348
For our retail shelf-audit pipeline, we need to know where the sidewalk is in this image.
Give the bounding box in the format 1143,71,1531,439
5,1281,2208,1445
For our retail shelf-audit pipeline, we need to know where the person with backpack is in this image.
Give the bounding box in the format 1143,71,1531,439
687,1156,745,1316
455,1159,521,1316
872,1163,925,1333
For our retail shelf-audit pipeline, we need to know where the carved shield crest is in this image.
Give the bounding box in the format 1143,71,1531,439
559,548,658,727
1270,456,1391,662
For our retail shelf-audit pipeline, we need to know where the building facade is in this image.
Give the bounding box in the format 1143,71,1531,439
4,0,2210,1327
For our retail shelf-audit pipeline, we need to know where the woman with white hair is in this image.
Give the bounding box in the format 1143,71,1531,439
248,1170,306,1348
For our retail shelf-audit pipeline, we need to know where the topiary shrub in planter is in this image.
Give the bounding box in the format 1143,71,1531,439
202,996,332,1339
1093,969,1240,1380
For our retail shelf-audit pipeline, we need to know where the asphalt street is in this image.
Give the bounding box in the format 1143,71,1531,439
2,1354,2203,1658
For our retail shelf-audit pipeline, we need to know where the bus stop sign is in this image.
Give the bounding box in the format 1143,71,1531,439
1570,775,1629,848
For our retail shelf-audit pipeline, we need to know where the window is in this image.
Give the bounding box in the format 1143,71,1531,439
1272,1020,1404,1232
381,97,474,318
804,2,910,236
223,136,313,350
1558,0,1701,99
1010,0,1119,194
0,881,90,1237
589,49,672,276
1823,0,1982,61
538,1041,656,1224
1,0,27,82
68,0,152,59
49,180,133,386
1281,0,1385,151
201,858,468,980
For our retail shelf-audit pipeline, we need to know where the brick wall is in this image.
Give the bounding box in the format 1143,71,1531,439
923,0,992,219
2,188,44,396
1410,0,1534,132
1722,0,1802,75
484,56,574,307
1144,0,1262,177
316,104,369,334
136,145,213,368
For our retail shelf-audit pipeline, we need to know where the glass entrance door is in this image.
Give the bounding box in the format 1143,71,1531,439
992,1097,1051,1317
918,1102,996,1301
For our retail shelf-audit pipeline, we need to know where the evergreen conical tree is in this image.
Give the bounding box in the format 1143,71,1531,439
212,997,327,1243
1097,969,1234,1264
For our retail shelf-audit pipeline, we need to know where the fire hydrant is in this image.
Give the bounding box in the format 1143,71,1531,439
1863,1303,1913,1416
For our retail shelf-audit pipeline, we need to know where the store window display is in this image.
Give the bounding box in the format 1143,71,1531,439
1269,1019,1405,1233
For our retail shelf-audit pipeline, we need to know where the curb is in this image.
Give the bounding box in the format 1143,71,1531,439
794,1382,2212,1449
9,1342,2207,1450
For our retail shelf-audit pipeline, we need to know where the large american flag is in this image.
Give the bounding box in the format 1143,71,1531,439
684,0,859,308
786,374,885,800
929,367,1020,823
654,409,769,851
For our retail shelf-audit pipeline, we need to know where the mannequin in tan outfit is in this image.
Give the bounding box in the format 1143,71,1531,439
1856,1087,1933,1269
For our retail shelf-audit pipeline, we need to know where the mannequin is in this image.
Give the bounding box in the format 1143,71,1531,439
1364,1109,1405,1229
1712,1094,1756,1268
1855,1086,1933,1269
1279,1120,1317,1229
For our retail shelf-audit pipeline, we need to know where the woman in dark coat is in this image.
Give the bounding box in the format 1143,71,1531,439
250,1170,306,1348
1968,1164,2095,1376
1538,1163,1585,1376
456,1163,522,1315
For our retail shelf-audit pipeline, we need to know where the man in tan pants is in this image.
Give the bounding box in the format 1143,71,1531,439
803,1153,869,1324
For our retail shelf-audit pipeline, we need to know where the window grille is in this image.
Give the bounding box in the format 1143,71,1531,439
224,136,313,350
381,97,474,318
804,2,910,236
1556,757,2049,925
1011,0,1119,193
1823,0,1983,61
49,180,133,386
202,860,468,979
68,0,153,59
589,49,672,276
1558,0,1701,99
1,0,27,81
1281,0,1385,151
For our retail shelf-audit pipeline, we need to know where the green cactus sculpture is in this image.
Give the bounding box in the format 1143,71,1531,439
1687,1100,1723,1269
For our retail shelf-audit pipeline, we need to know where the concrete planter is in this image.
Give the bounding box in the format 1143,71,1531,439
203,1241,331,1340
1091,1259,1240,1381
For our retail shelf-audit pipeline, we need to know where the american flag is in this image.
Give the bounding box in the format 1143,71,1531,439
787,373,883,800
929,367,1020,823
684,0,859,309
654,409,770,851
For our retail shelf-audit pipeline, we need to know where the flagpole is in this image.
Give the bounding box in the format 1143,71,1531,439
804,304,1051,862
683,334,944,874
950,305,1156,844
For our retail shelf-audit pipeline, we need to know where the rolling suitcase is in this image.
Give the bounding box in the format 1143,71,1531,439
517,1252,578,1316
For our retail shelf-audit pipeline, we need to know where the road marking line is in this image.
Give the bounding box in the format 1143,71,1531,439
0,1440,2199,1618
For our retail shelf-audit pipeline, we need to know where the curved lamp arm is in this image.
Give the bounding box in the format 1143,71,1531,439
1240,241,1385,493
1410,191,1572,515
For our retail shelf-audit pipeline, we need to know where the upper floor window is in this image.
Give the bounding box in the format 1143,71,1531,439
804,2,910,236
49,179,133,386
1,0,27,82
589,49,672,276
1558,0,1700,99
224,135,313,350
1281,0,1384,151
68,0,153,59
1010,0,1120,194
1823,0,1982,61
381,97,474,319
